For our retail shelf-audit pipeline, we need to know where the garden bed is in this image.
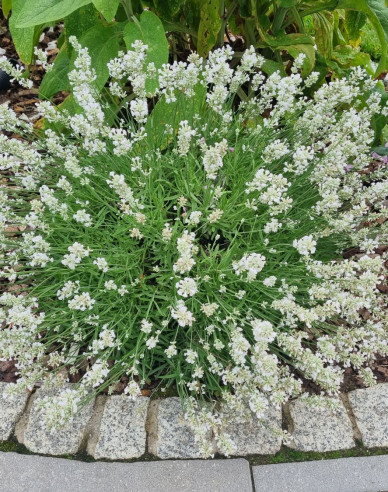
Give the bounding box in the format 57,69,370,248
1,2,388,460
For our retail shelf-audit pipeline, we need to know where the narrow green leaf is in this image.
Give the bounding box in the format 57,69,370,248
146,82,206,148
123,10,168,94
2,0,12,18
16,0,92,28
92,0,119,22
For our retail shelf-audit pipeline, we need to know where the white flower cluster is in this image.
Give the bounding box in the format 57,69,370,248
62,242,91,270
173,230,197,274
202,139,228,180
233,253,266,282
1,38,387,457
0,54,33,88
293,235,317,256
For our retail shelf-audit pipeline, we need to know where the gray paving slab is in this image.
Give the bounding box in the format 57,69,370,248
252,455,388,492
0,452,253,492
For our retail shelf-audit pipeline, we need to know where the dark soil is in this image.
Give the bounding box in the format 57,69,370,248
0,9,65,121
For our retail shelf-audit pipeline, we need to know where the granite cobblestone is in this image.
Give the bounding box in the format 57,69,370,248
0,382,387,459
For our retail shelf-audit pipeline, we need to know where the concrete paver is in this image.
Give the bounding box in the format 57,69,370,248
0,453,253,492
252,455,388,492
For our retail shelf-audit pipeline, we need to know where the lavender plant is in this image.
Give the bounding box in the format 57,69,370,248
1,38,387,456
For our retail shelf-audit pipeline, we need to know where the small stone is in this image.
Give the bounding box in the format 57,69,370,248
22,386,94,455
87,396,149,459
288,398,355,452
348,383,388,448
217,404,282,456
148,397,214,459
0,383,29,440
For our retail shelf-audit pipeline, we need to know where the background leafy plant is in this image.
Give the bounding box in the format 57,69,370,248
2,0,388,83
1,0,388,124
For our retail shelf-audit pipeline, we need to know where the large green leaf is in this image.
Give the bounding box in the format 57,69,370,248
92,0,120,22
296,0,339,15
313,11,334,59
256,0,271,15
9,0,37,63
16,0,92,28
370,85,388,143
259,31,314,48
153,0,186,18
337,0,388,75
261,58,287,75
277,0,300,6
70,23,121,90
284,43,316,75
345,10,367,42
197,0,223,57
237,0,251,17
332,10,348,46
65,3,100,39
183,0,201,32
371,144,388,155
39,44,71,99
332,43,373,73
43,0,100,100
123,10,168,94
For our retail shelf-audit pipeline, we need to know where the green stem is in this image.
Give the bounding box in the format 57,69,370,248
291,7,305,33
216,0,239,48
121,0,133,19
216,0,226,47
237,87,249,102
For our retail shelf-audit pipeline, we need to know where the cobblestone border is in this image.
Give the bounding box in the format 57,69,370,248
0,381,387,459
